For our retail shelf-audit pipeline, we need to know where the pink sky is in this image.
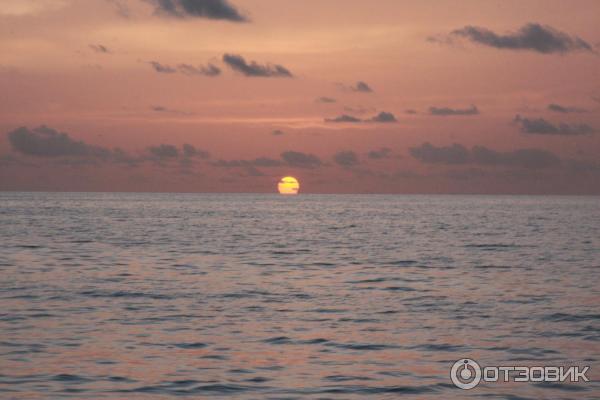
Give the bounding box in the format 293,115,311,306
1,0,599,193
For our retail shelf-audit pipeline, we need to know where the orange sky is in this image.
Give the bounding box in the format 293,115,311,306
1,0,599,193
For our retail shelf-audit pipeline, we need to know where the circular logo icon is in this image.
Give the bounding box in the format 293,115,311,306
450,358,482,389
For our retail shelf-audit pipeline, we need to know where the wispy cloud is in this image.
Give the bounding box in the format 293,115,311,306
222,54,293,78
89,44,110,54
325,111,397,123
547,103,587,114
429,105,479,116
514,115,594,135
368,147,392,159
333,151,359,167
433,23,593,54
148,61,221,76
410,142,561,169
316,96,336,103
281,151,322,168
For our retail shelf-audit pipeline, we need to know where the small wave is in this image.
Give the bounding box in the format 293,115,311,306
383,286,417,291
542,312,600,323
324,375,373,382
410,343,466,352
327,342,398,351
173,342,207,349
78,290,173,300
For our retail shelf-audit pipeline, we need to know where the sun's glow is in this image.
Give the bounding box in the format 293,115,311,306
278,176,299,195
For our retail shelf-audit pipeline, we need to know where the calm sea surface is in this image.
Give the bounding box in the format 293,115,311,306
0,192,599,399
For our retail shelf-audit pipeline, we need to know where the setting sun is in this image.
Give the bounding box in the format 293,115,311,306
278,176,299,195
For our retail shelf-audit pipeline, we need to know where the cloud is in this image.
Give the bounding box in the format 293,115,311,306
325,111,397,123
215,151,322,170
151,105,192,115
147,143,210,162
222,54,293,78
272,129,285,136
325,114,362,123
429,105,479,116
182,143,210,159
148,144,179,158
213,157,281,168
333,151,359,167
177,63,221,76
351,81,373,93
470,146,561,169
410,142,561,169
368,147,392,159
5,126,210,170
369,111,397,123
447,23,593,54
89,44,110,54
316,96,336,103
409,142,470,165
281,151,322,168
150,0,247,22
547,103,587,113
7,126,111,158
514,115,594,135
405,109,418,115
149,61,176,73
149,61,221,77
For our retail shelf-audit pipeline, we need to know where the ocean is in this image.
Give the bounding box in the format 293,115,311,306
1,192,599,399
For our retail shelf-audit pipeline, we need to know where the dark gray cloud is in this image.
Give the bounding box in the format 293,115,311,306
281,151,322,168
213,157,282,168
514,115,594,135
316,96,336,103
272,129,285,136
148,144,179,158
177,63,221,76
410,142,469,165
368,147,392,159
351,81,373,93
473,146,561,169
8,126,111,158
214,151,322,170
222,54,293,78
447,23,593,54
429,105,479,116
151,105,192,115
149,61,176,73
369,111,397,123
410,142,561,169
89,44,110,53
326,111,397,123
149,61,221,77
150,0,247,22
147,143,209,161
547,103,587,114
5,126,209,169
325,114,362,123
182,143,210,159
333,151,359,167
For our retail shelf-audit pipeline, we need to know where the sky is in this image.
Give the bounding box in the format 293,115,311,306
1,0,599,194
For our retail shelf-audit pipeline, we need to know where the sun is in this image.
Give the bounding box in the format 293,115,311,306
278,176,299,195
